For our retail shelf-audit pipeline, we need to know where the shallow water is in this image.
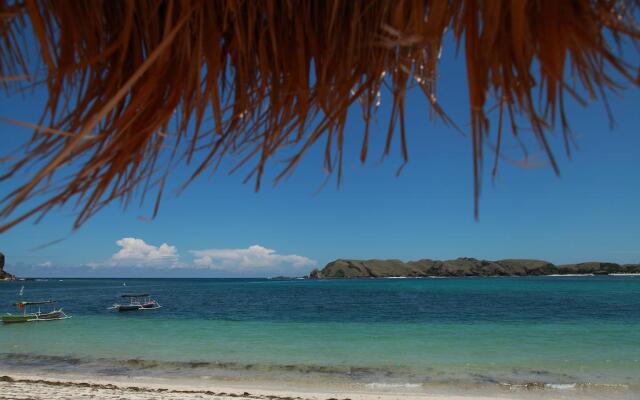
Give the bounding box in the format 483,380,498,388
1,277,639,393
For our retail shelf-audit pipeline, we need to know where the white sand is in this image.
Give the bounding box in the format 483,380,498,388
0,372,518,400
0,372,629,400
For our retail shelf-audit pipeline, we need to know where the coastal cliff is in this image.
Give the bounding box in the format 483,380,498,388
308,258,640,278
0,251,16,280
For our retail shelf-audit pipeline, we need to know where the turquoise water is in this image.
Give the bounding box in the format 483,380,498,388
1,277,639,391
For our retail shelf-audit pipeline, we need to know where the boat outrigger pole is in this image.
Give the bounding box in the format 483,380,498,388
2,300,71,324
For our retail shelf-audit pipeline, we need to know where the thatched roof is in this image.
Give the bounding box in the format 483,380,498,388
0,0,638,232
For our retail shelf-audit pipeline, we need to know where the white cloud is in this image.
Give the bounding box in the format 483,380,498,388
112,238,178,264
90,237,180,268
88,240,312,273
37,261,52,267
190,245,315,270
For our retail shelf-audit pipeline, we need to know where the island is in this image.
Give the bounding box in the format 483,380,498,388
0,251,16,280
307,258,640,279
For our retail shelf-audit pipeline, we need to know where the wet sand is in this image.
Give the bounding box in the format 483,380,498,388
0,374,488,400
1,372,634,400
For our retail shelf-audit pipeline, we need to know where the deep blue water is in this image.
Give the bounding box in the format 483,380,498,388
2,276,638,322
1,276,639,390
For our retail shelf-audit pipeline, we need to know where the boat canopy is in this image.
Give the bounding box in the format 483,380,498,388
14,300,56,306
121,293,149,298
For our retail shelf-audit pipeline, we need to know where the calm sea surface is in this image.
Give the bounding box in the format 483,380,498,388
1,277,639,393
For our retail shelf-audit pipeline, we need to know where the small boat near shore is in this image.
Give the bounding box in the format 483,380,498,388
109,294,161,312
2,300,71,323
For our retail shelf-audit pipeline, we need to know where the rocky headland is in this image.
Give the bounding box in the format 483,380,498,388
0,251,16,280
308,258,640,279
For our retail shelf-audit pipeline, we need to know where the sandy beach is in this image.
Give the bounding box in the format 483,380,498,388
0,373,488,400
1,372,636,400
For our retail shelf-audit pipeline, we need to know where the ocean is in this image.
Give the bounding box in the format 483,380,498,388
1,276,639,396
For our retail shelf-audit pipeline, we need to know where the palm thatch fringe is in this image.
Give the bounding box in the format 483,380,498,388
0,0,638,231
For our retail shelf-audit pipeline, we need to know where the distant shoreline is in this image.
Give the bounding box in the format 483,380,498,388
308,258,640,279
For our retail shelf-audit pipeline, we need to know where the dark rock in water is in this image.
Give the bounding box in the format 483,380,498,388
308,268,322,279
307,258,638,279
0,251,16,280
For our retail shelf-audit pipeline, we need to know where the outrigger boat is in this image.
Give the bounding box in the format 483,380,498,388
2,300,71,323
109,293,161,312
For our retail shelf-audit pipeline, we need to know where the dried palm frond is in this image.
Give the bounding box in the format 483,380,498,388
0,0,638,232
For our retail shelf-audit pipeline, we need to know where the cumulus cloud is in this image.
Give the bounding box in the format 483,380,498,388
37,261,52,267
90,237,180,268
190,245,315,270
112,238,178,263
88,239,312,273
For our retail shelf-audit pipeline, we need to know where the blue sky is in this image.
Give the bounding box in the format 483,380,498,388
1,37,639,278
